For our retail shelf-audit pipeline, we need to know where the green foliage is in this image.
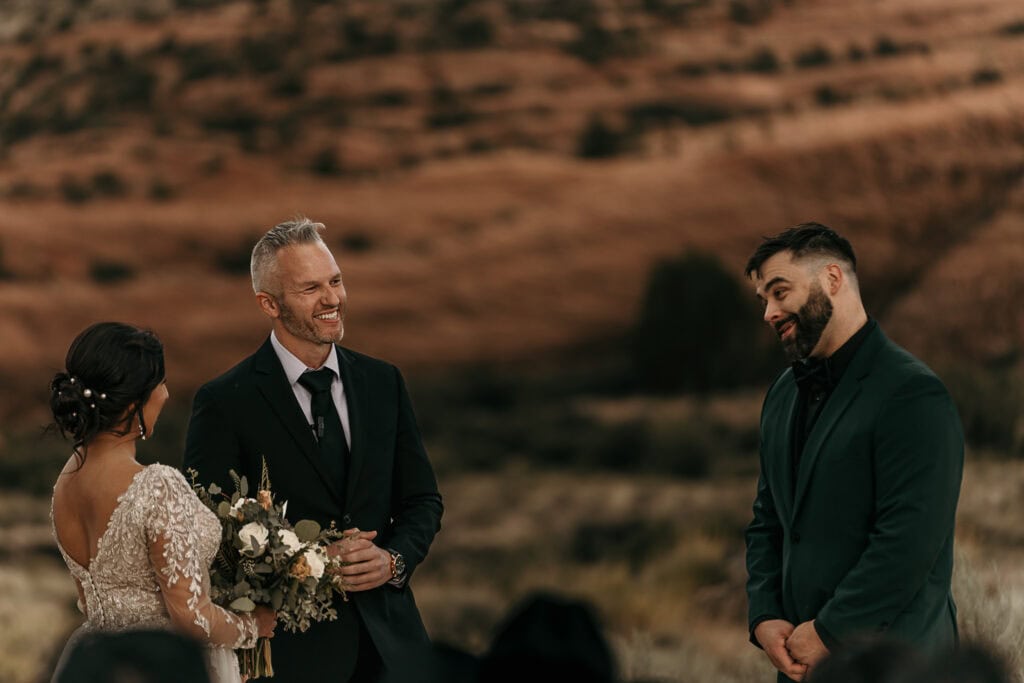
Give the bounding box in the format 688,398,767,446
814,84,849,107
91,170,128,197
310,147,343,176
998,20,1024,36
177,43,239,81
89,260,136,284
632,251,771,394
971,68,1003,86
148,177,177,201
728,0,774,25
576,114,628,159
339,232,374,253
794,44,833,69
60,176,92,204
744,47,781,74
627,99,733,129
942,364,1024,456
570,518,676,570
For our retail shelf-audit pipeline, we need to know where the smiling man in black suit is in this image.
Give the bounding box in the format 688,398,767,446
744,223,963,682
184,217,443,682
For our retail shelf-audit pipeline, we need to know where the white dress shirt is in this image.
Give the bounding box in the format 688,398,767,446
270,331,352,449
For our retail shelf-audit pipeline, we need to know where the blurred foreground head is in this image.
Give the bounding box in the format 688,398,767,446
809,638,1013,683
54,629,210,683
480,592,617,683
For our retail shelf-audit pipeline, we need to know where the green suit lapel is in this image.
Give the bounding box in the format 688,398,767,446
770,377,799,521
791,327,886,519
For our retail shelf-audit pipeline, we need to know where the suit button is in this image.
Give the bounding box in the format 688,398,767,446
793,532,802,543
342,514,352,526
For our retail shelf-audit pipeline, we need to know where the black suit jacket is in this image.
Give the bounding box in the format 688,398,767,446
746,326,963,676
183,338,443,681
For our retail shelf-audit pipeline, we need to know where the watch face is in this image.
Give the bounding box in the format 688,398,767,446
393,554,406,575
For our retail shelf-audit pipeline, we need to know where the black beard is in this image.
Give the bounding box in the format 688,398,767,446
779,284,833,361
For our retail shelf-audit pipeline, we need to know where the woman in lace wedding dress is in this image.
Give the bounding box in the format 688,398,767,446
48,323,276,683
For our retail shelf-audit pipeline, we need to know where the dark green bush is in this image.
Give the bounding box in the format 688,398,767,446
999,20,1024,36
89,260,136,284
310,147,343,176
632,251,771,394
575,114,628,159
794,44,833,69
570,518,676,570
744,48,781,74
971,68,1003,86
943,364,1023,456
60,176,93,204
91,170,128,197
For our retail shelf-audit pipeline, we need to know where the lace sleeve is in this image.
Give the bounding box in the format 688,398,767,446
143,466,258,649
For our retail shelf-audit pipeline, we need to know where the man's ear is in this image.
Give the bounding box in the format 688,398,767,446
823,263,844,295
256,292,280,319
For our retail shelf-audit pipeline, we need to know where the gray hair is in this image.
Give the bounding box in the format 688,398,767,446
250,217,326,294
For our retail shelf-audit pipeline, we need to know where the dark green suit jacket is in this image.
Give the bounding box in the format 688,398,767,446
746,326,963,668
184,339,443,682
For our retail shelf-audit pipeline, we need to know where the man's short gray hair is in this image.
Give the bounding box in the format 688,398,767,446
250,217,326,294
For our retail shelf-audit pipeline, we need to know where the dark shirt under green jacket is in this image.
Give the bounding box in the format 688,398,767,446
746,324,964,679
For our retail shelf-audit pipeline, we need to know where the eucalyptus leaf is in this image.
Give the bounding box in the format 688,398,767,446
229,597,256,612
217,501,231,518
271,589,285,611
209,483,222,496
239,476,249,497
294,519,321,542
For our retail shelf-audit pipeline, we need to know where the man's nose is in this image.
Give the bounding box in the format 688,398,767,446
763,301,780,324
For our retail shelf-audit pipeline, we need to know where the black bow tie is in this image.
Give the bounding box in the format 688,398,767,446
792,357,835,395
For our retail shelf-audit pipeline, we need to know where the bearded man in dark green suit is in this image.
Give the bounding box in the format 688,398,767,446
744,223,963,682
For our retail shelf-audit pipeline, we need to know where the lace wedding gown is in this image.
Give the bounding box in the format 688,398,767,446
51,464,258,683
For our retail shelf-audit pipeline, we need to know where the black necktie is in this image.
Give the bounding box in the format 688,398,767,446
297,368,349,498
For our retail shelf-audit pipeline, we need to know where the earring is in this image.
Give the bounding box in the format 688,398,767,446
139,422,147,441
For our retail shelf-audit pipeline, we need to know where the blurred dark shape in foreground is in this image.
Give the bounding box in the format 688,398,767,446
51,629,210,683
809,638,1013,683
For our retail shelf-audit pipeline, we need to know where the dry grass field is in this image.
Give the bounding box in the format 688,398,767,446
1,1,1023,681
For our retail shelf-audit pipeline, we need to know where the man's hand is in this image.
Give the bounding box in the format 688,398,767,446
786,620,829,677
328,528,392,592
754,619,808,681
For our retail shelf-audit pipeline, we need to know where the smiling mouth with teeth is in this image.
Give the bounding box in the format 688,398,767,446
314,310,340,321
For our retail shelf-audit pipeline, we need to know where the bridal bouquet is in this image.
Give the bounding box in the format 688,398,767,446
188,459,349,679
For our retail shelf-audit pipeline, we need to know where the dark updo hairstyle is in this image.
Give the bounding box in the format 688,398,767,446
49,322,165,461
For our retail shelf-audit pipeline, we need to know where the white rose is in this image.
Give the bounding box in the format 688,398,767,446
303,548,326,579
238,522,269,557
230,497,257,519
277,529,303,556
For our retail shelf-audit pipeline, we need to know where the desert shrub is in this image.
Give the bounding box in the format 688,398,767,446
6,180,43,200
873,35,930,59
214,236,257,275
676,61,711,77
1,113,38,145
728,0,774,26
0,240,13,280
271,70,306,97
450,16,496,49
85,49,156,111
334,17,400,59
89,260,135,284
177,43,238,81
794,44,833,69
238,35,287,74
310,146,343,176
632,251,769,394
59,176,92,204
201,107,261,151
627,99,733,131
570,518,676,570
340,232,374,253
369,89,412,107
847,43,868,61
744,47,781,74
576,114,628,159
425,102,476,129
942,364,1024,456
971,67,1003,86
998,20,1024,36
814,84,850,107
565,21,618,64
90,170,127,197
148,177,176,201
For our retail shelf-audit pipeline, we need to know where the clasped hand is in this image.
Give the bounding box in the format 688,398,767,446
754,619,829,681
327,528,392,592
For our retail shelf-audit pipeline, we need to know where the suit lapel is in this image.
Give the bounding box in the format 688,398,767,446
337,347,367,507
775,378,798,520
791,327,886,518
251,339,345,506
